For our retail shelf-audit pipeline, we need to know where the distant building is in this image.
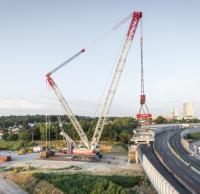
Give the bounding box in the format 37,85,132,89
0,129,5,140
172,108,179,120
183,102,194,119
7,127,20,134
11,127,20,134
164,114,173,121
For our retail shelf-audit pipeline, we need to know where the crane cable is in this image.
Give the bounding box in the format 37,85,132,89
140,18,144,95
92,31,128,117
91,13,134,117
113,13,133,30
139,18,150,115
86,13,133,50
45,80,52,150
45,80,48,151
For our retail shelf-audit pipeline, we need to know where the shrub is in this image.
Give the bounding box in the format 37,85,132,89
19,131,31,141
33,173,141,194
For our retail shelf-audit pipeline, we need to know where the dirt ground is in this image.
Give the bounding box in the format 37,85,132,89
0,151,141,174
0,150,155,194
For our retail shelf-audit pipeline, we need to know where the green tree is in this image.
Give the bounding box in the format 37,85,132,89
119,130,132,144
18,131,31,141
32,126,41,140
7,133,18,141
39,124,47,140
2,132,9,140
154,116,166,124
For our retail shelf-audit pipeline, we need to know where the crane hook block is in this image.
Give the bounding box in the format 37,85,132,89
140,94,146,105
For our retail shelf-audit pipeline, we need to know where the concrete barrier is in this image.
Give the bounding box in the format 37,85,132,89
139,149,178,194
180,128,200,155
180,138,193,155
153,145,195,194
167,141,200,176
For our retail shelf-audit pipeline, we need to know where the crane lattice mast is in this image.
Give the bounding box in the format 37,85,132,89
91,12,142,149
46,49,90,149
57,116,77,148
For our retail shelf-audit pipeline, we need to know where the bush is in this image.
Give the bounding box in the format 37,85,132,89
119,131,132,144
0,140,25,151
19,131,31,141
24,141,38,147
2,132,9,140
9,141,25,151
7,133,18,141
33,173,141,194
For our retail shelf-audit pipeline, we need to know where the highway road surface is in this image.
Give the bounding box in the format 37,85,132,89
169,130,200,172
154,130,200,194
140,144,189,194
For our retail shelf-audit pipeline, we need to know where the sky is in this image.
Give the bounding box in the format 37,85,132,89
0,0,200,117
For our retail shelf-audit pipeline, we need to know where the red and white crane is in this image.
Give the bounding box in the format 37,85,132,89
46,49,90,151
46,11,142,154
91,12,142,150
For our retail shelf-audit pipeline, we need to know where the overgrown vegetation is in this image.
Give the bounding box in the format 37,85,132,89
187,132,200,140
0,140,24,150
0,140,37,151
33,173,142,194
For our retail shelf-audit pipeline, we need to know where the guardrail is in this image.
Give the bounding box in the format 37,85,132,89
180,128,200,157
138,124,200,194
167,141,200,176
181,128,200,138
153,140,195,194
139,147,179,194
150,123,200,133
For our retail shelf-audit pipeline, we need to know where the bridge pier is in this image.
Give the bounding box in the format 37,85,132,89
129,126,155,163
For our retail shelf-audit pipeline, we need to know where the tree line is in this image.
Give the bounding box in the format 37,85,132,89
1,115,199,144
1,115,139,144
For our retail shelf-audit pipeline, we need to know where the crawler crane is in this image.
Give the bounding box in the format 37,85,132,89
46,11,142,156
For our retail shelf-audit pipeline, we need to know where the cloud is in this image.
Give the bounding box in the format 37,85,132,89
0,99,46,110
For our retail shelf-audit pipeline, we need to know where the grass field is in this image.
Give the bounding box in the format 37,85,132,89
0,140,37,151
33,172,142,194
0,139,128,154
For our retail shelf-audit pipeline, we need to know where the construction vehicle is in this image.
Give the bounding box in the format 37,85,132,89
17,148,26,155
45,11,142,157
0,155,11,162
40,150,54,159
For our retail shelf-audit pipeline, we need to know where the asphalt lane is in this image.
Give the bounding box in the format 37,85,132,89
154,131,200,194
169,130,200,171
140,144,189,194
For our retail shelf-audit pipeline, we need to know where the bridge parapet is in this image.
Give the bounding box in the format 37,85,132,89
150,123,200,133
139,147,179,194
